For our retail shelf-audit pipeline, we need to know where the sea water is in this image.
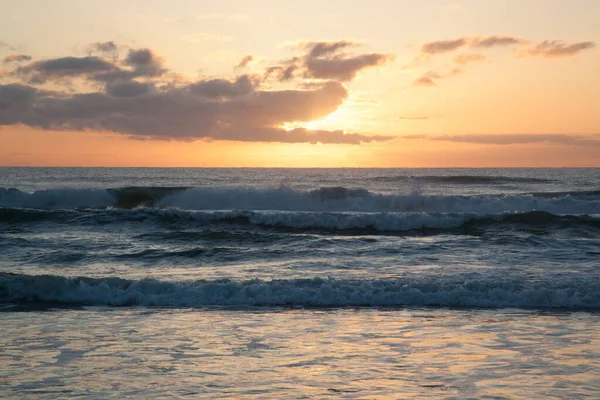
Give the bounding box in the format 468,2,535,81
1,168,599,398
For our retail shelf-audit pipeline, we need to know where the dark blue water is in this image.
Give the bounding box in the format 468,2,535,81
1,168,599,309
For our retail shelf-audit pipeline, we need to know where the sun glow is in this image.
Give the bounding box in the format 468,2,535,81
282,94,365,133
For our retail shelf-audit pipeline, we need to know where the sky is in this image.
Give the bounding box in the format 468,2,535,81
1,0,599,167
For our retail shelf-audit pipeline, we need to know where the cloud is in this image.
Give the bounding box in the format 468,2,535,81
89,41,119,54
413,69,461,87
421,36,528,55
267,41,393,82
413,75,437,87
0,50,392,144
471,36,526,48
402,133,600,147
419,36,594,60
183,33,231,43
0,41,394,145
13,48,167,84
0,41,16,52
16,56,118,83
235,55,254,69
3,54,32,64
187,75,258,98
453,53,487,65
421,38,468,54
526,40,595,58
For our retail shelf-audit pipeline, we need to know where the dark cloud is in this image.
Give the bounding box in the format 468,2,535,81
527,41,595,58
235,55,253,69
453,53,487,65
471,36,526,48
421,38,468,54
14,48,167,84
105,81,154,98
0,80,390,144
90,41,119,54
303,40,361,57
0,83,39,125
16,56,119,83
3,54,32,64
187,75,258,98
263,62,299,82
402,133,600,147
266,41,393,82
0,41,393,145
305,53,392,81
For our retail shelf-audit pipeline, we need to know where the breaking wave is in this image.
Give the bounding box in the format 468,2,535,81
369,175,555,184
2,273,599,310
1,186,599,214
1,208,599,233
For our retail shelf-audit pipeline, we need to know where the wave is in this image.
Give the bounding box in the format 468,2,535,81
2,208,599,233
1,273,599,310
370,175,555,184
1,186,599,214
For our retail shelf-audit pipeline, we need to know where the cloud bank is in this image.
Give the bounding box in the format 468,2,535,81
401,134,600,147
411,35,595,87
0,41,393,144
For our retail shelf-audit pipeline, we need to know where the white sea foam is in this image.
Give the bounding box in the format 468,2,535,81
2,274,599,309
1,186,599,214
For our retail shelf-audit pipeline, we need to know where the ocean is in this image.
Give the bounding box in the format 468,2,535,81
1,167,599,398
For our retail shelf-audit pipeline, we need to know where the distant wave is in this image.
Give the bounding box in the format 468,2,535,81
1,186,599,214
2,273,599,310
2,208,598,234
370,175,555,184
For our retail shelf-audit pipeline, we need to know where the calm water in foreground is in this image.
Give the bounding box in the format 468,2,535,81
1,167,599,398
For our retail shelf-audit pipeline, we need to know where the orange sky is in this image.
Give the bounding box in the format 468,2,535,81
1,0,599,167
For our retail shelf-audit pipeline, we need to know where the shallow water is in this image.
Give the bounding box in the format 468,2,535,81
2,308,600,399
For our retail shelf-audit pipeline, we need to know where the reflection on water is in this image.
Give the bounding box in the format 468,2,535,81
2,308,599,398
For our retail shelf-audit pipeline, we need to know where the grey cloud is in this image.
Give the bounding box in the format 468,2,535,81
17,56,117,83
90,41,119,54
421,36,526,55
267,41,393,82
402,133,600,147
304,40,360,57
471,36,526,48
0,80,390,144
421,38,468,54
0,41,393,145
527,41,595,58
3,54,32,64
263,62,298,82
105,81,154,97
235,55,253,69
305,53,392,81
187,75,258,98
15,48,168,84
0,83,39,125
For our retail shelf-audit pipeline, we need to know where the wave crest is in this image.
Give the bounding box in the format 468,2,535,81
2,273,599,310
1,186,599,214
